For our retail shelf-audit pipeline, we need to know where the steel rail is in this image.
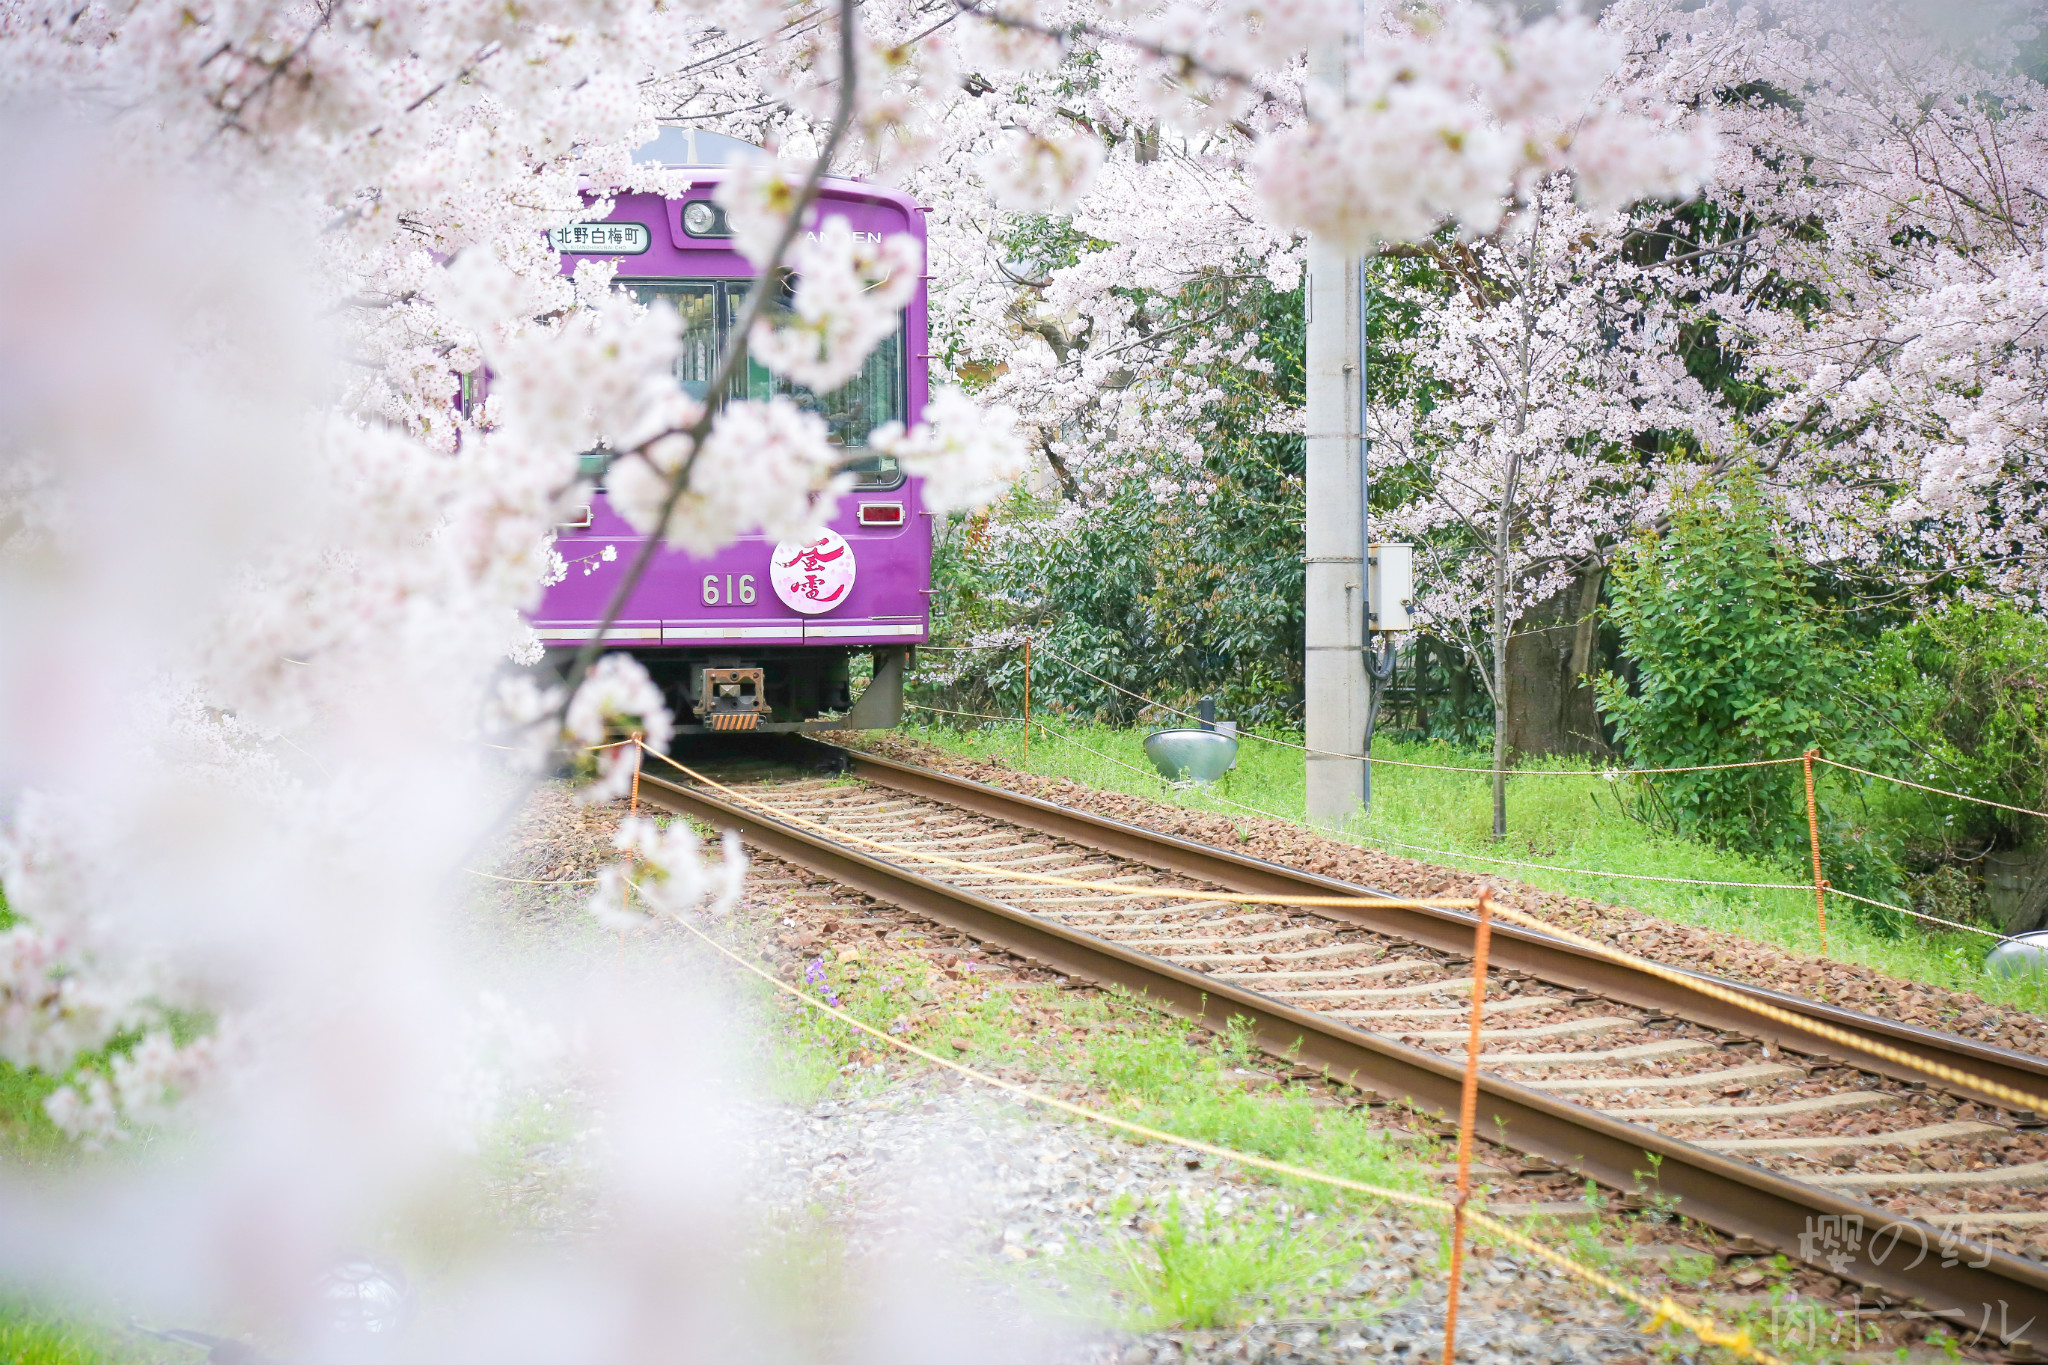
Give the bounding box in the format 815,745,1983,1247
637,754,2048,1345
828,744,2048,1115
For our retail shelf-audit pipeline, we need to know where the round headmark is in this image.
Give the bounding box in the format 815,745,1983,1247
770,530,857,615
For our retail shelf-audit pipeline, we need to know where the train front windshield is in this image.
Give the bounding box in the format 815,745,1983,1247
628,279,905,490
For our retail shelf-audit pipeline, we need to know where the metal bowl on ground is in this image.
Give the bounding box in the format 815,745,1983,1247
314,1257,415,1340
1143,728,1238,785
1986,931,2048,980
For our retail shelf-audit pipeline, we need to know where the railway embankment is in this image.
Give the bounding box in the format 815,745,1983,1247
475,773,2006,1364
841,732,2047,1055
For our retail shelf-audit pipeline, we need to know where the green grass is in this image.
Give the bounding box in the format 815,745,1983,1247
739,936,1432,1211
0,1302,156,1365
896,718,2043,1016
752,946,1832,1353
0,1061,68,1159
723,923,1447,1318
1084,1192,1370,1330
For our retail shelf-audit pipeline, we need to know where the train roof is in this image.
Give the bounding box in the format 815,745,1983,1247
628,127,921,216
633,127,760,167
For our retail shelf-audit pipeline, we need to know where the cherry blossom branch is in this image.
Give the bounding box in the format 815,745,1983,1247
551,0,864,727
664,4,832,81
205,1,339,140
946,0,1303,115
403,42,505,116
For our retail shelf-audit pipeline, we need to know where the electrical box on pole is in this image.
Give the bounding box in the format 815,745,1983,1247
1367,543,1413,633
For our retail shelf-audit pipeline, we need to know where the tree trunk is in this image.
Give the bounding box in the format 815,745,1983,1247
1447,641,1469,731
1491,514,1511,840
1415,638,1431,732
1503,565,1610,759
1489,207,1541,840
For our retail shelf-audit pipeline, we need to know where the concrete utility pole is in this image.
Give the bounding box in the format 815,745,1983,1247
1302,144,1369,822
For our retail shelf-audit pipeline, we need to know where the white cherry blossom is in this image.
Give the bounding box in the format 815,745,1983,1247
873,386,1032,513
748,218,924,391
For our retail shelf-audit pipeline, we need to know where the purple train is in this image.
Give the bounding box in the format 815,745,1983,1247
534,130,929,733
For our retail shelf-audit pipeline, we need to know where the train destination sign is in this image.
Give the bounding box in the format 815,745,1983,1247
548,222,651,254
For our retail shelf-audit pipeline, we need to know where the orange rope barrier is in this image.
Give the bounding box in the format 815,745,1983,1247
482,736,637,753
1816,756,2048,821
1012,649,2048,824
629,730,643,816
1826,884,2018,942
906,702,1023,724
1480,896,2048,1114
900,711,2025,946
664,737,2048,1112
640,742,2047,1120
894,721,1850,897
661,897,1784,1365
1443,888,1495,1365
1034,648,1803,777
992,725,2020,943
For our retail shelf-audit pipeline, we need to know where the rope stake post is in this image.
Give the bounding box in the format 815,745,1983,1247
623,728,646,979
1802,749,1827,954
1442,887,1495,1365
630,730,644,817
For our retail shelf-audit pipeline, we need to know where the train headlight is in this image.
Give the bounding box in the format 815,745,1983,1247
682,200,727,237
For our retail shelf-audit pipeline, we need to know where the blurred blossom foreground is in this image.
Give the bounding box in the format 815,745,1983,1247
0,0,1747,1355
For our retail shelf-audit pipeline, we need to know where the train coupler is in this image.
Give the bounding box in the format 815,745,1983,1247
695,666,769,729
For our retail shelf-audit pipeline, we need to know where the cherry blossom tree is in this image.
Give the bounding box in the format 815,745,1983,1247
1372,181,1721,833
0,0,1719,1347
1609,0,2048,606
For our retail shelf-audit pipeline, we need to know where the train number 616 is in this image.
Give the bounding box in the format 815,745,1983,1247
702,573,757,606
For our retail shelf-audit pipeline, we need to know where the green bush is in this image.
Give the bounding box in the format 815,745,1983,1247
1863,601,2048,930
1867,601,2048,846
1594,471,1906,903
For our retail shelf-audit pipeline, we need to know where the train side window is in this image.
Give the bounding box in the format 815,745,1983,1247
626,281,719,401
843,451,903,489
671,284,718,401
740,277,907,489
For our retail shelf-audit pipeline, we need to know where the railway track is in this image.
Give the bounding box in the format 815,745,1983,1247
635,738,2048,1349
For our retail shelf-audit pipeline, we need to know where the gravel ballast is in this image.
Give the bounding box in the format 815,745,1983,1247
744,1067,1666,1365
